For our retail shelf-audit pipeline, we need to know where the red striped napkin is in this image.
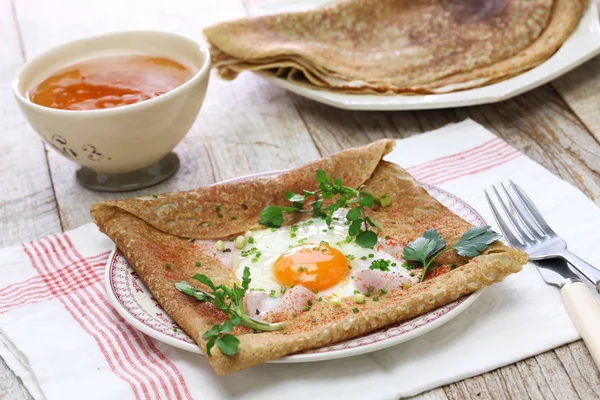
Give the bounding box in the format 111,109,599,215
2,120,599,400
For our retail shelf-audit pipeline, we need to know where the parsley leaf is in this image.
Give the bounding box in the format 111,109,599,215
216,334,240,355
259,206,284,228
451,226,501,257
346,207,362,221
403,226,499,282
316,170,327,183
285,191,305,203
355,231,378,249
403,228,446,266
175,267,284,357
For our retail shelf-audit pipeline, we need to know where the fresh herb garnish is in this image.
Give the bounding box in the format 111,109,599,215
403,226,500,282
175,267,284,356
369,259,391,272
258,170,390,248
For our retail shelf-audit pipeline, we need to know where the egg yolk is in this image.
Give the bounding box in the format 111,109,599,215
272,244,349,291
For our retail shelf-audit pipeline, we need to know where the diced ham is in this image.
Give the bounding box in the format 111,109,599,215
194,239,234,268
244,285,317,323
244,291,271,317
354,269,417,293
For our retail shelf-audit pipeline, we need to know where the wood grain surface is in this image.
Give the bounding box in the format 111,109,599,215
1,0,600,398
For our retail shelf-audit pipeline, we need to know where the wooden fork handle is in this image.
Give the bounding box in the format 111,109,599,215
561,281,600,369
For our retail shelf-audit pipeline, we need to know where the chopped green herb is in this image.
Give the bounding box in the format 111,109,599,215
228,237,234,242
352,308,359,313
369,259,391,271
307,300,313,306
196,261,201,267
318,297,323,302
269,290,277,298
248,236,255,244
450,263,457,270
360,256,367,260
217,213,224,218
368,254,375,258
311,318,316,323
292,313,297,318
152,195,158,199
354,293,365,304
165,263,171,269
385,235,390,239
280,286,287,294
214,204,221,211
373,296,379,301
381,193,391,207
402,262,414,270
346,254,356,260
234,236,246,249
231,216,239,221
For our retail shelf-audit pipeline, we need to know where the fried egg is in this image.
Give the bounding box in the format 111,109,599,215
231,209,417,301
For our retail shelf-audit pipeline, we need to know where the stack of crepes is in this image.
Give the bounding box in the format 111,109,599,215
91,140,527,376
204,0,586,94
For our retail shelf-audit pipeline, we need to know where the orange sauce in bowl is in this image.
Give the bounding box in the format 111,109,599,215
28,54,196,110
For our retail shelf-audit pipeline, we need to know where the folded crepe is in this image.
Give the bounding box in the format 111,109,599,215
204,0,586,94
91,140,527,375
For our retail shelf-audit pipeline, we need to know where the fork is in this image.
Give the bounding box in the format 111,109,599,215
486,180,600,293
486,181,600,369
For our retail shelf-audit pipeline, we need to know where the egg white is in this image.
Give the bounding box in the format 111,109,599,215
231,209,406,299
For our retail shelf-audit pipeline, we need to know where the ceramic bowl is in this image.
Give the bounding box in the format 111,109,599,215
12,30,211,175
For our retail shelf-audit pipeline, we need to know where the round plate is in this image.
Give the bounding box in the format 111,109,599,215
105,179,487,362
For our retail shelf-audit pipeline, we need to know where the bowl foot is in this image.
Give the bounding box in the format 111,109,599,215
76,152,180,192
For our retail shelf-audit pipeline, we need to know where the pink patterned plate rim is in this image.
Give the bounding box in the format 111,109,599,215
105,174,487,363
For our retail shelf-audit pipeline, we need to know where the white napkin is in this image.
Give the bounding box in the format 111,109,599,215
1,120,599,400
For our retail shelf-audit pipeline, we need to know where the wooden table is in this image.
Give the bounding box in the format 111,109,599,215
2,0,600,398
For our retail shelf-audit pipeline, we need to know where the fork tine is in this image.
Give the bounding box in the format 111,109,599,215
490,185,532,245
499,182,544,241
484,189,524,248
509,180,557,237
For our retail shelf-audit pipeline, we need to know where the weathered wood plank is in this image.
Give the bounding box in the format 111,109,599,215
554,342,600,400
552,54,600,144
0,0,58,397
0,0,60,246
